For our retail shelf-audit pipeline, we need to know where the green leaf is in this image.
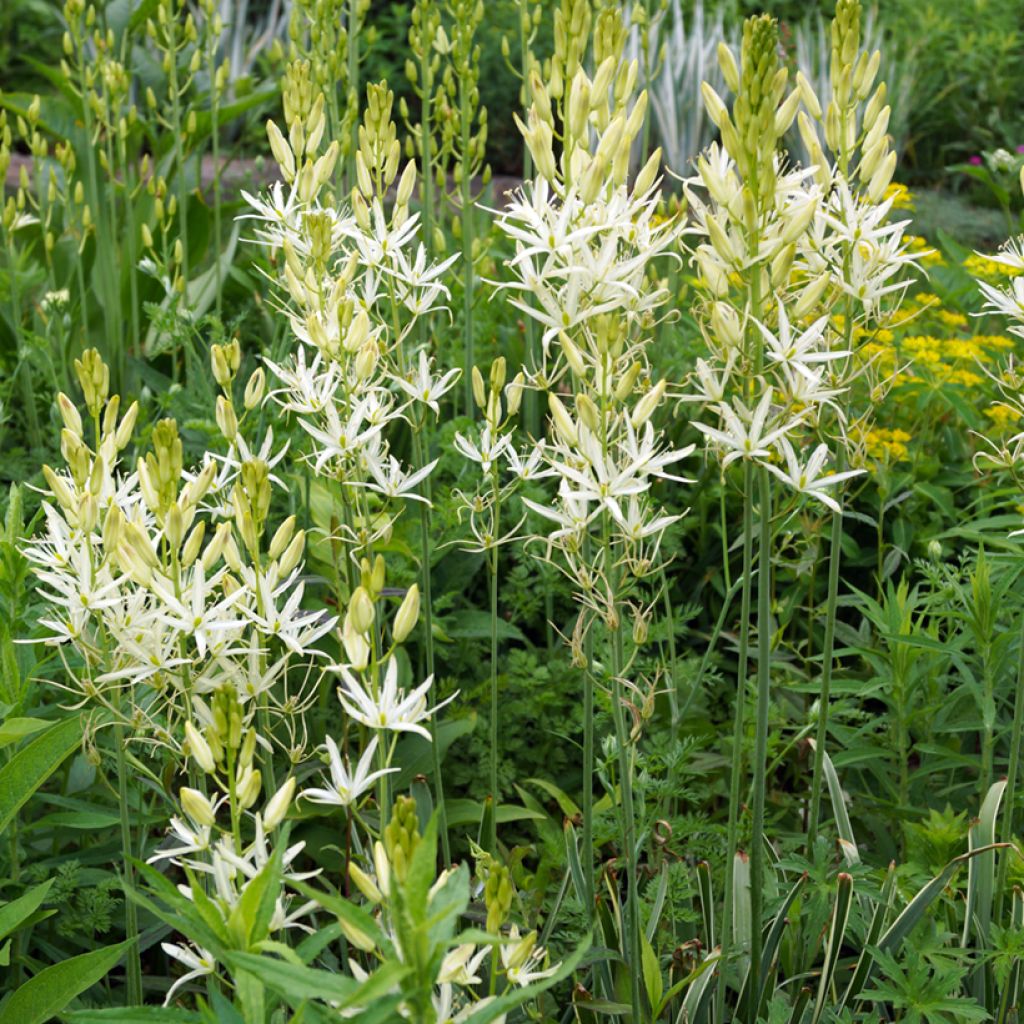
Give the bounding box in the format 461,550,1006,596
66,1009,202,1023
526,778,581,819
0,879,53,942
811,872,854,1024
444,610,526,643
444,798,545,828
0,940,130,1024
0,718,51,749
225,952,409,1011
641,931,662,1015
0,717,83,835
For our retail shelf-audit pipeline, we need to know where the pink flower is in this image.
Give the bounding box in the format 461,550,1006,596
969,156,983,165
1016,145,1024,154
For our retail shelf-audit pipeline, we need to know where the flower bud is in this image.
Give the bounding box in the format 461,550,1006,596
615,362,642,402
339,915,377,952
180,787,216,827
349,586,375,635
701,82,728,129
795,71,822,121
866,150,897,204
263,777,296,830
269,515,296,560
575,393,599,432
558,331,586,377
182,521,205,568
278,530,305,575
115,401,138,450
396,160,416,207
57,393,83,437
348,861,383,904
718,42,739,94
631,379,666,429
633,148,661,197
267,119,295,181
236,766,262,810
185,721,216,773
244,368,265,410
216,395,237,441
548,393,577,446
471,365,486,408
393,583,420,643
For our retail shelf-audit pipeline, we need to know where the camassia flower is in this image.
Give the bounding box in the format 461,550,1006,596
695,389,806,469
334,657,455,740
300,736,398,808
764,439,865,512
160,943,216,1007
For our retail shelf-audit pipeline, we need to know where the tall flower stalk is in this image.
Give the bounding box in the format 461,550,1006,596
495,6,688,1008
243,71,460,861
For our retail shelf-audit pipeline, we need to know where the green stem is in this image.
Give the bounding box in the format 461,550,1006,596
5,235,42,450
996,614,1024,924
806,489,844,848
113,719,143,1004
415,453,451,864
210,36,223,322
347,0,360,192
748,463,772,1021
718,459,753,1019
487,465,501,853
459,81,475,418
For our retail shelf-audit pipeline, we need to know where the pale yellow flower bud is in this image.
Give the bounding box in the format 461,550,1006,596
796,71,821,121
472,365,486,408
266,120,295,181
711,301,742,348
342,616,370,670
793,272,832,319
349,586,375,635
393,583,420,643
718,42,740,94
339,916,377,952
278,530,305,576
575,393,599,432
548,393,577,446
244,368,266,410
615,362,642,402
633,148,661,197
185,721,216,773
701,82,728,129
180,787,216,827
505,374,525,418
631,379,666,429
866,150,897,203
396,160,416,207
348,862,383,904
57,393,83,437
182,521,205,568
263,777,296,830
269,516,296,561
216,395,238,441
236,766,262,810
558,331,586,377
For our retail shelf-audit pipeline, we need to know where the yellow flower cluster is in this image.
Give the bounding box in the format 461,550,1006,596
884,182,915,211
857,426,912,462
962,253,1024,281
985,402,1022,431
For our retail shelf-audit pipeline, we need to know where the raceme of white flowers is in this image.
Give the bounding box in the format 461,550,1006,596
682,0,923,503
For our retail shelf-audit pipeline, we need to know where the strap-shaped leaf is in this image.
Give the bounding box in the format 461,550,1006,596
0,716,82,835
0,939,131,1024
